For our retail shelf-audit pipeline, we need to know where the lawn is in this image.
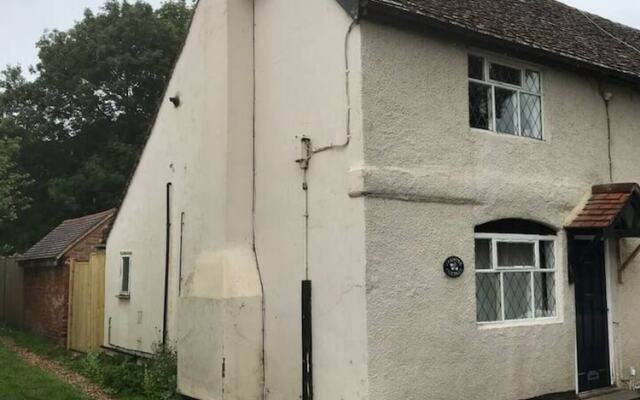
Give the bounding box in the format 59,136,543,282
0,326,178,400
0,343,87,400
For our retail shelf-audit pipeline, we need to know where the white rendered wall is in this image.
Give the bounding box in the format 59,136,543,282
359,21,640,400
105,2,261,394
254,0,368,399
106,0,369,398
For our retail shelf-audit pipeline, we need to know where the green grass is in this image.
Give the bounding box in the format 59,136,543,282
0,326,71,363
0,326,179,400
0,343,87,400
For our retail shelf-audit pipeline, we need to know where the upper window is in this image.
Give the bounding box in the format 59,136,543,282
475,233,557,324
468,54,543,140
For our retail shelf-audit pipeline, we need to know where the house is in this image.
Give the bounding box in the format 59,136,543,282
18,209,113,348
104,0,640,399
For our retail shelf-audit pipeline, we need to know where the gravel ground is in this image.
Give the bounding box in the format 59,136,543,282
0,336,115,400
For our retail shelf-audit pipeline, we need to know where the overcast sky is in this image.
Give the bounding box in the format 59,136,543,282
0,0,164,73
0,0,640,73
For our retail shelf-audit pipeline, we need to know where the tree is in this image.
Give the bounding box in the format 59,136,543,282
0,0,193,254
0,134,31,227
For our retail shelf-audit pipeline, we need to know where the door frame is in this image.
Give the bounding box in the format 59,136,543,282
604,240,616,387
572,236,616,393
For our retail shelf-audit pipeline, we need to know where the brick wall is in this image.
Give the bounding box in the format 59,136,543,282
64,218,111,263
23,265,70,344
22,217,112,345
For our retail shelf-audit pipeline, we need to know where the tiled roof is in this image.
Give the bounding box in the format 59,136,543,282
364,0,640,84
18,209,115,263
567,184,640,229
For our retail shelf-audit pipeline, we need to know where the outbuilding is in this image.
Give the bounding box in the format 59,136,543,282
18,209,114,350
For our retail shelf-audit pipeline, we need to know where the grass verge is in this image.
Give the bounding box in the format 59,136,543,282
0,342,87,400
0,325,178,400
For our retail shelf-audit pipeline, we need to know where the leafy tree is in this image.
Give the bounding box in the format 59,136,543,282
0,1,193,254
0,134,31,226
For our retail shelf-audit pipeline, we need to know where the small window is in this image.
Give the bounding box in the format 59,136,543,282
121,254,131,295
468,55,543,139
475,233,557,323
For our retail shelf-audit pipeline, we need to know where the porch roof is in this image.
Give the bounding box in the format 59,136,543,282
566,183,640,233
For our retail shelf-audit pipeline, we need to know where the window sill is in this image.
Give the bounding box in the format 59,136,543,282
470,127,546,142
116,293,130,300
478,317,562,330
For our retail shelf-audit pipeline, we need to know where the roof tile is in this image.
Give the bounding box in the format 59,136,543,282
567,184,639,229
369,0,640,82
18,209,115,263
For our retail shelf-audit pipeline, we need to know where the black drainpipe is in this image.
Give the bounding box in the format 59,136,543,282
163,182,172,347
302,280,313,400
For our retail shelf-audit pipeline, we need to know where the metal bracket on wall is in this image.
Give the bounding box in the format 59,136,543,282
617,240,640,284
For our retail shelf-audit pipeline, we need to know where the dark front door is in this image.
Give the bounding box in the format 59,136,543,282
574,239,611,392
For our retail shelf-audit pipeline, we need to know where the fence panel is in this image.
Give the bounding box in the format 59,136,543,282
0,257,24,329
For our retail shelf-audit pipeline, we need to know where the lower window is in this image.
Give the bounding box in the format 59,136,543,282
475,234,557,323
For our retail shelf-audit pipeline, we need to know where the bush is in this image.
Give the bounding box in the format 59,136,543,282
74,343,178,399
142,344,178,400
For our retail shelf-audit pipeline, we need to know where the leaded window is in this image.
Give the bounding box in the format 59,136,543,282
475,234,556,323
468,54,543,140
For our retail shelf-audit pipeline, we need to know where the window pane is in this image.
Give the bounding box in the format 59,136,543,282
122,257,130,293
497,242,535,267
477,273,501,322
520,93,542,139
475,239,492,270
495,88,518,135
469,82,492,130
539,241,555,270
534,272,556,318
504,272,532,320
524,70,541,93
490,63,522,86
468,55,484,80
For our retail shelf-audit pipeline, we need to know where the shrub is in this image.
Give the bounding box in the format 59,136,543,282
74,343,178,399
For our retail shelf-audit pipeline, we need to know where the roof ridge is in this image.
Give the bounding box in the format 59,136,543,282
62,208,116,223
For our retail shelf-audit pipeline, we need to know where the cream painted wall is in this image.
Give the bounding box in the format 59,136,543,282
254,0,368,399
107,0,369,398
105,0,252,362
359,21,640,400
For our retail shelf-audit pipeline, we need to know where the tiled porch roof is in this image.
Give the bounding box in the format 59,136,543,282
567,183,640,229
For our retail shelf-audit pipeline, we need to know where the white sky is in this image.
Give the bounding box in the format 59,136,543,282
0,1,639,72
560,0,640,29
0,0,164,73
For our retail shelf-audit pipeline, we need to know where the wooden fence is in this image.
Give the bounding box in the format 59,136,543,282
67,252,105,352
0,257,24,329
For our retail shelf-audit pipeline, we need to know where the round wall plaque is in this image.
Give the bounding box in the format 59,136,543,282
443,256,464,278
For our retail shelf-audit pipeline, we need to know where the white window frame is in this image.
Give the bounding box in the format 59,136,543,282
119,251,132,297
475,233,558,326
468,53,544,140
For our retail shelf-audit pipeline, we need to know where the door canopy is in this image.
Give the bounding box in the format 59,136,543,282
566,183,640,284
567,183,640,236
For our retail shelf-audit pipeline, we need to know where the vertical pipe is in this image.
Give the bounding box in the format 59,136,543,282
178,212,185,296
163,182,172,346
604,98,613,183
301,280,313,400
